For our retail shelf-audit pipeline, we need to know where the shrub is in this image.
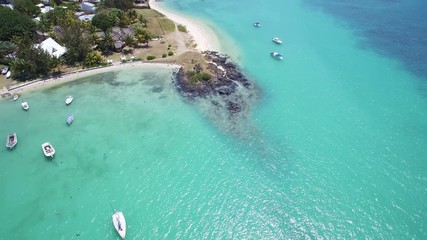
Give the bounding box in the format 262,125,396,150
147,56,156,60
177,24,187,33
187,71,211,84
168,51,174,56
162,53,167,58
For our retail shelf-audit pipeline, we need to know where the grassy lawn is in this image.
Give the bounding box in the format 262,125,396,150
136,9,175,37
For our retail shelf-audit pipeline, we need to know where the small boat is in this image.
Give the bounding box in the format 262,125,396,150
41,142,55,158
272,37,282,44
13,95,19,101
270,52,283,60
21,102,29,110
66,114,74,125
253,22,261,27
6,133,17,149
6,71,11,78
65,96,73,105
112,211,126,239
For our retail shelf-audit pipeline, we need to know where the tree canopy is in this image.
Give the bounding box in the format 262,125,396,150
11,38,53,80
103,0,133,11
13,0,39,17
91,12,115,32
0,7,37,41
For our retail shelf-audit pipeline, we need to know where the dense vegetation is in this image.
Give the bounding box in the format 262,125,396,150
0,1,160,81
0,7,36,41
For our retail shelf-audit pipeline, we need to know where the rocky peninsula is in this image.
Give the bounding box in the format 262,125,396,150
174,51,256,115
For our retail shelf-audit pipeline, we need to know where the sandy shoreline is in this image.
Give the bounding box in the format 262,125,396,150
6,62,180,96
149,0,221,52
2,1,220,96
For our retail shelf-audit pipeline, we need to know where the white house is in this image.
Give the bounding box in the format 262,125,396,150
36,38,67,58
78,14,95,21
80,2,96,13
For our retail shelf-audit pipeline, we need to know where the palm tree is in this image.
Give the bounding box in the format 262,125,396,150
135,28,151,47
138,15,148,28
0,41,17,59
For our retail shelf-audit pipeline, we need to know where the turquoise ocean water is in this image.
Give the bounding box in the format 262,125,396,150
1,0,426,239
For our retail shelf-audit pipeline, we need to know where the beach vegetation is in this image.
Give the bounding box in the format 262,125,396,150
0,7,36,41
146,55,156,60
124,34,135,47
0,41,17,60
168,51,174,56
135,28,152,47
138,14,149,28
103,0,133,11
84,51,103,68
13,0,40,17
162,53,167,58
186,71,212,84
97,30,115,53
92,13,115,32
10,39,52,80
59,20,92,65
177,24,187,33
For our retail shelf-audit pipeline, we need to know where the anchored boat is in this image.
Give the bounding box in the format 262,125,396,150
6,133,17,149
112,211,126,239
41,142,55,158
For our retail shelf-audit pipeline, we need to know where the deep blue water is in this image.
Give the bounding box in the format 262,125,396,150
303,0,427,80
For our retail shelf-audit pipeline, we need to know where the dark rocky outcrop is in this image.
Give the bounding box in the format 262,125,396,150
174,51,254,115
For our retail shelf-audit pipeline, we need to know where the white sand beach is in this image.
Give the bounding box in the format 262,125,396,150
2,1,221,97
149,0,221,52
7,62,180,96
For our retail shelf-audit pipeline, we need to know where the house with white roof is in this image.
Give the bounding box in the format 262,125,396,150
81,2,96,13
36,38,67,58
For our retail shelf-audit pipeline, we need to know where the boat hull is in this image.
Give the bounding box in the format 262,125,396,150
66,114,74,125
112,212,126,239
65,96,73,105
41,142,55,158
6,133,17,149
21,102,29,110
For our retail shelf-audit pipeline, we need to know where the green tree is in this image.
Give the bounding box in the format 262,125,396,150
59,20,91,65
13,0,40,17
98,30,115,53
127,9,138,21
92,13,115,32
0,7,37,41
135,28,151,47
123,34,134,47
104,0,133,10
84,51,103,68
0,41,17,59
138,14,148,27
11,39,53,80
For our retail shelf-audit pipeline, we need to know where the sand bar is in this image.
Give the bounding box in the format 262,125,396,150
149,0,221,52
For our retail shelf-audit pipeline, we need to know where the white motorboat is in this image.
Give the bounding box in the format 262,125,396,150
112,211,126,239
5,71,11,78
270,52,283,60
65,96,73,105
21,102,29,110
41,142,55,158
66,114,74,125
6,133,17,149
272,37,282,44
13,95,19,101
253,22,261,27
